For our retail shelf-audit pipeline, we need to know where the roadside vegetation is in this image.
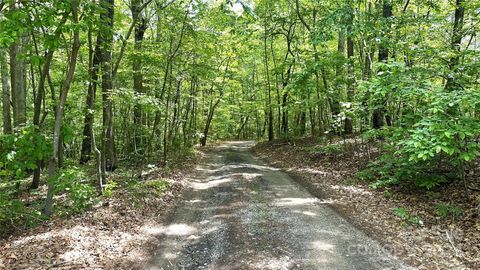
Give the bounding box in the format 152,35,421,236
255,137,479,269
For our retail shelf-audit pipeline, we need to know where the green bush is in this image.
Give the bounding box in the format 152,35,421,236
0,125,50,181
436,203,462,219
0,192,47,235
358,62,480,190
0,126,51,233
361,152,451,190
103,180,119,198
52,167,97,215
125,179,171,206
309,144,343,156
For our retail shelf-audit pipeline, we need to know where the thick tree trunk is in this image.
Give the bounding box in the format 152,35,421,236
445,0,464,91
80,29,101,164
10,36,27,128
100,0,117,171
378,1,393,63
1,48,12,134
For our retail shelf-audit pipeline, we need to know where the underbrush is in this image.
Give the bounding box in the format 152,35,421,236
0,166,100,237
0,145,197,239
355,126,478,192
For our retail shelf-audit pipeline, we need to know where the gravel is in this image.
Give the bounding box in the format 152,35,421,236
147,141,411,270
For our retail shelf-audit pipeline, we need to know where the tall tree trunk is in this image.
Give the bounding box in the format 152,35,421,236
344,4,355,134
44,0,80,216
331,29,344,132
31,13,68,188
263,21,274,141
80,26,101,164
131,0,147,150
378,0,393,63
372,0,392,129
200,99,220,147
100,0,117,171
445,0,465,92
270,40,282,136
280,25,295,138
9,14,27,128
1,48,12,134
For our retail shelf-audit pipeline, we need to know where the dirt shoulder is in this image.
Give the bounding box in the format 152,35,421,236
0,152,201,270
253,138,480,270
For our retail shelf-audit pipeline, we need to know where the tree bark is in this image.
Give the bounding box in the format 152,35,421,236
263,19,274,141
372,0,392,129
9,11,27,128
131,0,148,149
31,13,69,189
344,3,355,134
200,59,230,146
99,0,117,171
331,29,345,132
44,0,81,216
445,0,465,91
80,25,101,164
1,48,12,134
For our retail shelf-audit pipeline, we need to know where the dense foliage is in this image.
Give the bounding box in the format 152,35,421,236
0,0,479,226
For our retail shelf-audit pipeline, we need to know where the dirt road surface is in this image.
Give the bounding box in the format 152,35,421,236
147,142,410,270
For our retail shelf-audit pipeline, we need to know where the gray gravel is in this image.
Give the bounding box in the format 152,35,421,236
147,141,412,270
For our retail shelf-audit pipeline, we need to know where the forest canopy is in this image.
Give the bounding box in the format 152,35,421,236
1,0,479,222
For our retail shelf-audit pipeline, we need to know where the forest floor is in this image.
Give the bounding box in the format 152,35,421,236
253,137,480,270
0,153,199,270
1,139,479,270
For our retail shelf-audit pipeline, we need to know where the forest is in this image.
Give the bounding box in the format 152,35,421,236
0,0,480,269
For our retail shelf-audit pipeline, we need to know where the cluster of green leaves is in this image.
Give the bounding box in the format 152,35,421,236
360,152,450,190
51,167,98,215
435,203,462,220
358,61,480,190
307,144,343,156
393,207,423,227
0,189,47,236
0,125,50,180
0,126,51,233
124,179,171,208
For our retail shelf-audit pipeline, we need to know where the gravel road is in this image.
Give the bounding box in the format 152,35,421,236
147,141,411,270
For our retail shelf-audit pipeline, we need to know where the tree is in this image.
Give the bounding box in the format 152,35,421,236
131,0,148,150
445,0,465,92
99,0,117,171
1,48,11,134
44,0,81,216
344,3,354,134
9,1,26,129
372,0,393,129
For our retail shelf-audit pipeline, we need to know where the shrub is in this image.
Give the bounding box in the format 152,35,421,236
0,125,50,181
52,167,98,215
358,62,480,190
393,207,423,226
436,203,462,219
